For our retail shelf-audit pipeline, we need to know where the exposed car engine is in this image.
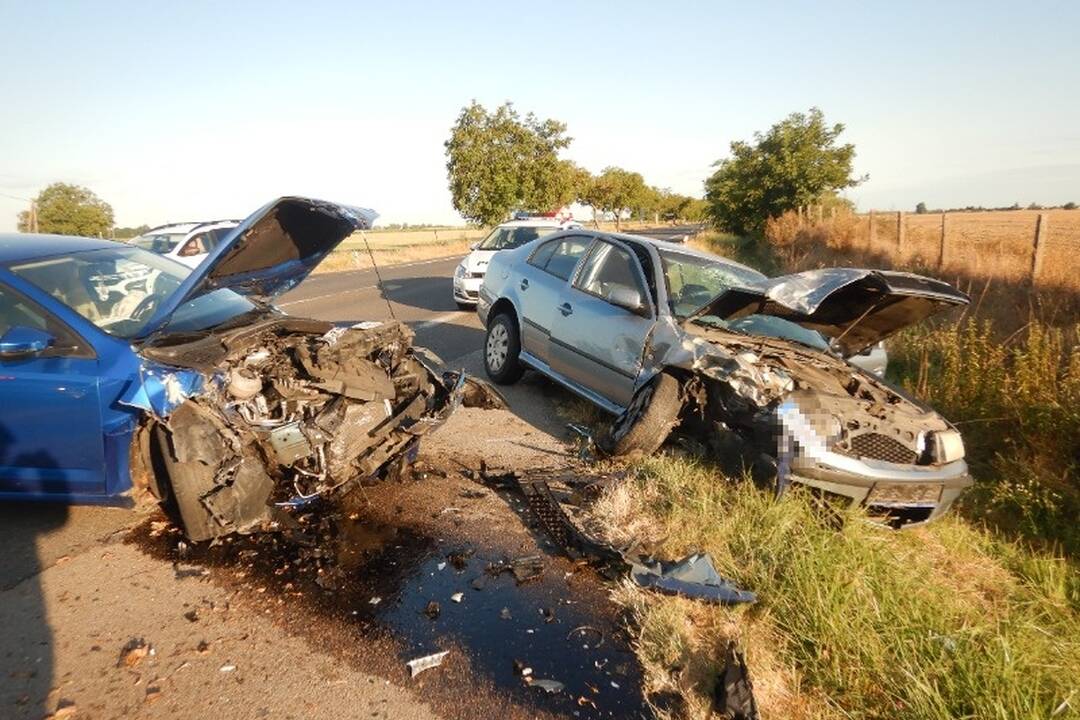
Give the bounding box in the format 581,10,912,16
139,317,466,540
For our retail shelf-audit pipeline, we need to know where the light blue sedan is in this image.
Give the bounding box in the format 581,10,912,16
477,230,972,527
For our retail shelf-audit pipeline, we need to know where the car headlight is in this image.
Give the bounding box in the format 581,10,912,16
454,263,466,279
927,430,965,463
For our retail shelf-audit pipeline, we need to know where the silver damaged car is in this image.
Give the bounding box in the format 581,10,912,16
477,230,972,527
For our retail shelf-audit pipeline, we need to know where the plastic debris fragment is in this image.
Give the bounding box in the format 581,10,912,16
406,651,449,678
630,553,756,605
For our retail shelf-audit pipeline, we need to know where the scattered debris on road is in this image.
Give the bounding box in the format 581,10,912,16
406,650,449,678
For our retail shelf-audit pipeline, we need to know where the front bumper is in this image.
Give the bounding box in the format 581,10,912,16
453,276,483,305
788,446,973,527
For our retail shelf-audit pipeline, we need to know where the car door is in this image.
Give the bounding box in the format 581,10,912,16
549,238,656,408
515,235,593,365
0,282,107,497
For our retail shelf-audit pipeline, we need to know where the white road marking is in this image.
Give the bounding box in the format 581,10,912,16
278,285,377,307
278,255,465,307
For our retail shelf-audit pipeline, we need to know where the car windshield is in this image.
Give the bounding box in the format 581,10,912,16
132,232,187,254
477,225,561,251
9,246,257,339
658,249,766,318
695,313,831,351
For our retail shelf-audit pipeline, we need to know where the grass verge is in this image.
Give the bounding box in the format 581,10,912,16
311,236,474,274
595,456,1080,719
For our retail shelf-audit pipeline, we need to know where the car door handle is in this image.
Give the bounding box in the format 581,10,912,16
520,278,529,291
558,302,573,316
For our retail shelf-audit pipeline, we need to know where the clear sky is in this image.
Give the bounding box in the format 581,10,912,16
1,0,1077,230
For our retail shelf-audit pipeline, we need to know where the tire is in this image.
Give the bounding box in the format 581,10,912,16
484,312,525,385
600,373,682,456
154,428,220,542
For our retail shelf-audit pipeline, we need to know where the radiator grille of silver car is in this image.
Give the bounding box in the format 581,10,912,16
850,433,918,464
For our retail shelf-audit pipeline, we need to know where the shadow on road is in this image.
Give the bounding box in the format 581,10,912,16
379,276,459,314
0,422,65,719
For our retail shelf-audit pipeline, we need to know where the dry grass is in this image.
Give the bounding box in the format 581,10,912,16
799,209,1080,290
312,235,475,274
593,457,1080,719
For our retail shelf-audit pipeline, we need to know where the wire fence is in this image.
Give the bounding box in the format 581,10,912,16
828,209,1080,288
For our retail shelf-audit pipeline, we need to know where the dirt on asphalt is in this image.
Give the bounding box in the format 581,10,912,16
128,406,651,720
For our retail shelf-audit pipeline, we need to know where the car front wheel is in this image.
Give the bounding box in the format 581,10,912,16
600,373,682,456
484,313,524,385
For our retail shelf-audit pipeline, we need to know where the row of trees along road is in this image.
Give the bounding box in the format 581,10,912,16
444,101,706,229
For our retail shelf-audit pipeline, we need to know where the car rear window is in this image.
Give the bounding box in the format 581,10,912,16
530,237,591,281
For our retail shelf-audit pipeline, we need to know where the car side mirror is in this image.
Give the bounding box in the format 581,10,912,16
0,326,55,359
469,242,479,251
607,285,645,313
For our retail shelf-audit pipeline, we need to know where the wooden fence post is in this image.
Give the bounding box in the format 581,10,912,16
896,211,906,253
816,205,824,223
868,210,876,247
1030,213,1048,285
938,213,948,269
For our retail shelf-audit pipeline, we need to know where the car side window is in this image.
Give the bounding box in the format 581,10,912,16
534,236,592,281
527,239,559,270
573,241,648,308
179,233,213,257
0,283,94,358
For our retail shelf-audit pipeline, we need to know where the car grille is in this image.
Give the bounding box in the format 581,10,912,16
469,271,485,279
849,433,918,464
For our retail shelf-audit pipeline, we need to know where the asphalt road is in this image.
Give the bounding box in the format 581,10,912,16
276,223,704,365
0,224,701,719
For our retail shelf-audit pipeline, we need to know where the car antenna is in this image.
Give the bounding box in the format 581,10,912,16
360,230,397,320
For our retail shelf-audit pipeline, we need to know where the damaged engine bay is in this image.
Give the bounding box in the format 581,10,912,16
138,316,466,541
680,325,955,466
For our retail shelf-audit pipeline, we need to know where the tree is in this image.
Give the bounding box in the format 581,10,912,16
17,183,114,236
582,167,647,230
704,108,865,235
444,101,577,226
114,224,150,240
1065,201,1077,210
915,201,928,214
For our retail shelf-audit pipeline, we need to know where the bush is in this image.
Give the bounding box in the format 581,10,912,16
889,321,1080,553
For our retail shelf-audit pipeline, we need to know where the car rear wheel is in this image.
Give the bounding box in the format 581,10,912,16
600,373,682,456
484,313,524,385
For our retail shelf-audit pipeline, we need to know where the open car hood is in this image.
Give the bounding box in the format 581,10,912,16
689,268,969,356
139,197,376,337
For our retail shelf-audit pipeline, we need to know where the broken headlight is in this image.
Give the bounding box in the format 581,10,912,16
921,430,965,464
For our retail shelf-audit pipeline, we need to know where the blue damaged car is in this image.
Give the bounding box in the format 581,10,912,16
0,197,465,540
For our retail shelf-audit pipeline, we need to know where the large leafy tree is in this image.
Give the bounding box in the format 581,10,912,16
18,182,114,236
704,108,864,235
445,101,578,226
582,167,647,230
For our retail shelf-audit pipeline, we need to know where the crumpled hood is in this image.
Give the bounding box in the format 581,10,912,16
138,197,376,338
690,268,969,356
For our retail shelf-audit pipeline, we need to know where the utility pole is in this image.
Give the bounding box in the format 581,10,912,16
30,200,38,233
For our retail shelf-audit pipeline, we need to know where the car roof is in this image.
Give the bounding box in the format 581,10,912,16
572,229,765,277
0,233,125,264
498,219,578,228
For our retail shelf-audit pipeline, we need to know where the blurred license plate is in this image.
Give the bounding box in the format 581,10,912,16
867,482,941,506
